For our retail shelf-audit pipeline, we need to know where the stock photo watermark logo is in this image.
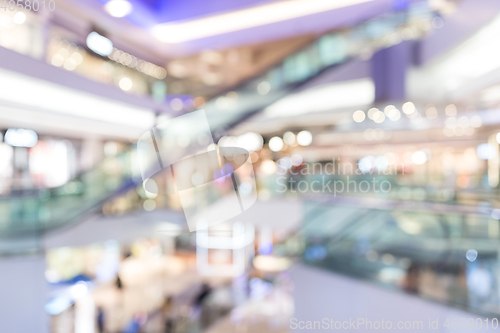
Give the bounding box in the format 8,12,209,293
274,157,396,196
137,110,257,231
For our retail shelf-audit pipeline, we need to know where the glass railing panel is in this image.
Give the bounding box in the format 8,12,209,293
0,146,143,236
301,200,500,317
259,171,500,207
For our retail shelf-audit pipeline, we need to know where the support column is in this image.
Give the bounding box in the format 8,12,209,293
371,41,412,103
0,254,48,333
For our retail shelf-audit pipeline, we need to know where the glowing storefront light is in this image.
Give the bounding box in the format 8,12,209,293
353,110,366,123
372,110,386,123
412,151,427,165
253,255,292,272
477,143,497,160
297,131,312,146
283,132,296,145
108,47,167,80
118,77,133,91
402,102,416,115
269,136,284,152
86,32,113,57
12,12,26,25
4,128,38,147
358,156,375,173
260,160,277,175
445,104,457,116
425,107,438,119
236,132,263,152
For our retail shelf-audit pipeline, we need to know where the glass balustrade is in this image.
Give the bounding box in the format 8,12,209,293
301,200,500,317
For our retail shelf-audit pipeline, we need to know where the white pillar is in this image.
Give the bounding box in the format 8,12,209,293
0,255,48,333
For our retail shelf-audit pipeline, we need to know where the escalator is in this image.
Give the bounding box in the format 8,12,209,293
0,147,140,237
0,1,444,240
301,199,500,317
201,0,441,133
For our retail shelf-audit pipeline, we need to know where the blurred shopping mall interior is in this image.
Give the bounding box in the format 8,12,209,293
4,0,500,332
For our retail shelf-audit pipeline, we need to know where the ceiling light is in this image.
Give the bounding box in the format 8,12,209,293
105,0,132,18
86,32,113,57
152,0,373,43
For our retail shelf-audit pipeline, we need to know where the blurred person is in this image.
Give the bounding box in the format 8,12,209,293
193,283,212,310
115,274,123,290
192,282,213,327
402,262,421,294
418,264,441,298
115,273,125,309
124,311,147,333
162,296,175,333
123,249,132,259
96,307,105,333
